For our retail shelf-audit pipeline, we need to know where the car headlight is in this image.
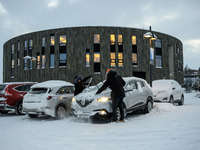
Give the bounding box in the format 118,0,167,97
72,97,76,102
97,97,110,103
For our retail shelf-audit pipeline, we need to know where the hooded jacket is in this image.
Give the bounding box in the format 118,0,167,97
96,70,125,99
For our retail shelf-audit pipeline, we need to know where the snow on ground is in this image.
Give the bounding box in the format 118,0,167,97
1,92,200,150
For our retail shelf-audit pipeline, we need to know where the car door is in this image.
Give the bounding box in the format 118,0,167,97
124,80,140,110
135,81,146,105
56,86,74,110
173,81,182,100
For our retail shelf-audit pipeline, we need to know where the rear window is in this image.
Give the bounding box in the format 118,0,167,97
29,88,48,94
0,85,6,91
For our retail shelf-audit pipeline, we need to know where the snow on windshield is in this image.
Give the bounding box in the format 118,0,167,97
153,80,172,90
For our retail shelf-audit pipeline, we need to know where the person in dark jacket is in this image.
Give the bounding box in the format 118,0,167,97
96,69,126,122
74,75,92,96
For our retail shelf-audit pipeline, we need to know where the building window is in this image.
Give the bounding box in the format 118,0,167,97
155,39,162,68
24,40,28,70
94,34,100,73
86,49,90,67
42,38,45,68
132,36,137,66
42,37,45,47
51,35,55,46
29,39,33,69
17,41,20,66
118,34,123,67
59,35,67,67
50,35,55,68
60,35,66,46
11,44,15,77
110,34,116,67
37,52,40,69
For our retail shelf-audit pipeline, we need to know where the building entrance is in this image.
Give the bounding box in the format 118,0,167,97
133,71,146,80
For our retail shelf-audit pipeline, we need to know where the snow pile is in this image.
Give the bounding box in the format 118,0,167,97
0,92,200,150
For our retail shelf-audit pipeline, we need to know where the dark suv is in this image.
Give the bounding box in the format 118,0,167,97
0,82,36,115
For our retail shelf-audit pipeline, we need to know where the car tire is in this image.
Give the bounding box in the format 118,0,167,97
178,95,184,106
16,100,24,115
55,104,68,120
144,99,153,113
0,110,9,114
28,114,39,118
169,96,174,105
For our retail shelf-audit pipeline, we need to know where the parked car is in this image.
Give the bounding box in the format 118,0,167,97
0,82,36,115
71,77,153,120
152,79,184,105
23,80,74,119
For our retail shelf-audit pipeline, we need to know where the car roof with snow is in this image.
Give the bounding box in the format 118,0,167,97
31,80,74,88
123,77,147,83
0,82,36,85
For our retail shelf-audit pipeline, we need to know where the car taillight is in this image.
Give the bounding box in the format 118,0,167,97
5,86,12,95
47,96,52,100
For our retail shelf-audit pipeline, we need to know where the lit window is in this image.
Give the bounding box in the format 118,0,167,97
110,52,116,66
118,53,123,66
110,34,115,43
132,36,136,45
11,44,15,77
86,49,90,67
94,53,100,62
60,35,66,46
132,35,137,66
42,55,45,68
94,34,100,44
132,53,137,65
118,35,122,43
51,36,55,46
37,52,40,69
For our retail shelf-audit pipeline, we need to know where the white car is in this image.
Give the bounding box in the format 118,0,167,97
71,77,153,120
23,80,74,119
152,79,184,105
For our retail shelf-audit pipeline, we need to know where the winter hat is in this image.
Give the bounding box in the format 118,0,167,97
105,69,116,79
75,75,83,83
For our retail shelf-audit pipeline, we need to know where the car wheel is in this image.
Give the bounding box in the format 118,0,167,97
28,114,39,118
0,110,9,114
55,105,68,119
16,101,24,115
169,96,174,104
144,99,153,113
178,95,184,106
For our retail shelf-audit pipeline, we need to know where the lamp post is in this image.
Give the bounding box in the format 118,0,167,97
143,26,157,87
23,56,36,81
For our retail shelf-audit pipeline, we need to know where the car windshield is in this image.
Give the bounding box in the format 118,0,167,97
29,87,48,94
0,85,6,91
153,81,171,90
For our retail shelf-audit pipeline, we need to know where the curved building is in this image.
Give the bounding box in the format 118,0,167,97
3,26,183,84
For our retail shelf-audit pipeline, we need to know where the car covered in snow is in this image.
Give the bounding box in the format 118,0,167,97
71,77,153,120
23,80,74,119
0,82,36,115
152,79,184,105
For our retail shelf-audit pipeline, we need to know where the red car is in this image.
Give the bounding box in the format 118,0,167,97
0,82,36,115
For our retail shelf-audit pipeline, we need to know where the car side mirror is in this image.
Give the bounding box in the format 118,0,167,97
126,85,133,92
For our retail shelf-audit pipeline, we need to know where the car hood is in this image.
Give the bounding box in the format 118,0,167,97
75,87,111,101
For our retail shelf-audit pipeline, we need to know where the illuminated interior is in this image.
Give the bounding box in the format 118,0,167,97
94,34,100,43
132,53,137,64
94,53,100,62
60,35,66,44
118,53,123,66
86,53,90,66
110,34,115,43
118,35,122,43
110,52,116,66
51,36,55,46
132,36,136,45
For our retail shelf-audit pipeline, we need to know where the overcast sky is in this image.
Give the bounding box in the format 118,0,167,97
0,0,200,83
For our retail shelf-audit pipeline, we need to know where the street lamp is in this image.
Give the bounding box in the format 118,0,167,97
23,56,36,81
143,26,157,87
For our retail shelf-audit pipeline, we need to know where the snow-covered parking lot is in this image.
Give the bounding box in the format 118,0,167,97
0,92,200,150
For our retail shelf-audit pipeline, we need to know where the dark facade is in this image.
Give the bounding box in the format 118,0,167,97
3,26,184,84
